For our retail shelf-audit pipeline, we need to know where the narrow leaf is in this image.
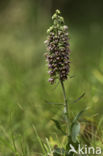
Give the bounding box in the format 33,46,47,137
73,106,90,123
73,110,85,123
45,100,63,105
32,125,46,154
71,93,85,104
51,119,66,135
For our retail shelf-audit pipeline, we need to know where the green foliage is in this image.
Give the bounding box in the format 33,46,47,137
0,1,102,156
51,119,66,135
72,106,89,124
71,122,80,143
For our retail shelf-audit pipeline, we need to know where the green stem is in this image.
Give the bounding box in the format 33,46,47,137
60,80,69,136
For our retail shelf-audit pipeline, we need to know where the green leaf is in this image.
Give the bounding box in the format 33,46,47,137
73,106,90,124
73,110,85,123
32,125,46,155
45,100,63,105
71,93,85,104
71,122,80,143
51,119,66,135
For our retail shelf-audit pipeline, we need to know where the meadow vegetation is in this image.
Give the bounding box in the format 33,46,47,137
0,1,103,155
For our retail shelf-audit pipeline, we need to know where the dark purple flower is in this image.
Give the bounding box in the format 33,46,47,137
44,10,70,84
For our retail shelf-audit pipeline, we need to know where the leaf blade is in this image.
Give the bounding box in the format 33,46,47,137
71,122,80,143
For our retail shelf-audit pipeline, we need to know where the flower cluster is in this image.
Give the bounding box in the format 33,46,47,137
44,10,70,84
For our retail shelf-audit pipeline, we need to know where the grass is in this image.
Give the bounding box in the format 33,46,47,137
0,1,103,155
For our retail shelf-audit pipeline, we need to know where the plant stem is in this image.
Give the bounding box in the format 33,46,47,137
60,80,69,136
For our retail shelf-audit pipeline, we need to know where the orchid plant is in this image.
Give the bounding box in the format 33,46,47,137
44,10,86,156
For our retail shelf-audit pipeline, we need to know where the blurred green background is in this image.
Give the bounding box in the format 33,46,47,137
0,0,103,155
